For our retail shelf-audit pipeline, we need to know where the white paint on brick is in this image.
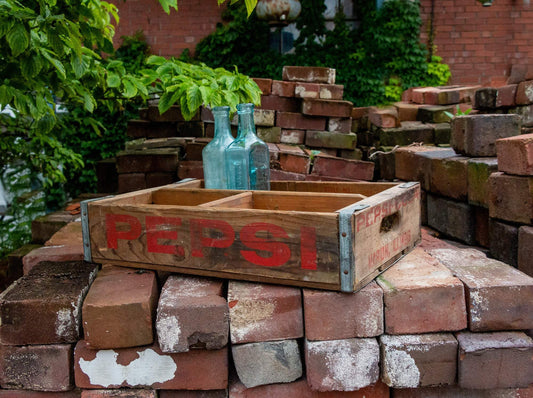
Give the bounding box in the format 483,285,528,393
382,346,420,388
468,289,483,324
526,84,533,101
55,308,72,339
157,315,183,352
229,298,275,342
79,348,177,387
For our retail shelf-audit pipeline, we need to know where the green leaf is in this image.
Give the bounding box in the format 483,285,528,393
71,54,88,79
20,54,43,79
186,84,202,114
41,50,66,79
122,78,137,98
0,85,15,106
0,19,15,39
243,0,257,17
158,0,178,14
106,72,121,88
6,23,30,57
146,55,167,66
158,88,182,115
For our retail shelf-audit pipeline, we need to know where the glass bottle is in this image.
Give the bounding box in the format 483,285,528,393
225,103,270,190
202,106,234,189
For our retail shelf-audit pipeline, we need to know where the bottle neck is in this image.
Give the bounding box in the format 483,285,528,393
212,107,231,138
237,104,255,138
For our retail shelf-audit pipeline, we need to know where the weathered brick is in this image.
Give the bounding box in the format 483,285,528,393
489,219,518,267
496,133,533,176
435,87,462,105
427,246,533,331
127,120,177,139
269,169,306,181
433,123,451,146
372,150,396,181
518,226,533,277
411,87,439,105
82,266,158,349
474,205,490,248
22,244,85,275
488,172,533,224
156,275,228,353
427,194,475,244
311,155,374,181
271,80,296,97
510,104,533,127
429,156,469,200
368,107,400,128
456,331,533,389
295,82,320,98
394,102,421,121
254,109,276,127
302,99,353,118
339,147,364,161
31,211,78,244
327,117,352,133
146,172,175,188
6,244,41,283
118,173,146,193
376,248,467,334
232,340,302,388
258,95,301,113
475,85,518,109
252,78,272,95
282,66,336,84
228,281,303,344
377,122,434,146
159,390,226,398
82,390,157,398
256,126,281,143
0,344,73,391
507,64,533,84
229,378,390,397
319,84,344,100
351,106,369,120
417,106,453,124
516,80,533,105
393,385,533,397
467,158,498,207
276,112,326,130
305,130,356,149
303,282,383,341
278,151,311,174
178,161,204,180
305,338,380,391
380,334,457,388
451,114,522,157
96,158,118,193
74,341,228,389
176,121,205,138
116,149,180,174
0,391,82,397
0,261,97,345
280,129,305,144
277,143,306,154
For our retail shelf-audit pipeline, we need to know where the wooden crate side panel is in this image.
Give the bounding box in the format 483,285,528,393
351,184,421,287
269,181,398,196
88,203,341,288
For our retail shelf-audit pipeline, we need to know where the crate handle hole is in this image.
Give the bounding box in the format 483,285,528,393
380,212,400,233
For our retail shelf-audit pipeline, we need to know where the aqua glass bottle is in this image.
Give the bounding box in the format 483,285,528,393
202,106,234,189
225,103,270,190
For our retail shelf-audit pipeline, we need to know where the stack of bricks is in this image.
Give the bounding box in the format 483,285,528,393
0,221,532,396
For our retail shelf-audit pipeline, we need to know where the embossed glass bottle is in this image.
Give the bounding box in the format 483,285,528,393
202,106,234,189
225,103,270,190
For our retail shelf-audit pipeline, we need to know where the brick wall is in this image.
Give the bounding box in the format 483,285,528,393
419,0,533,86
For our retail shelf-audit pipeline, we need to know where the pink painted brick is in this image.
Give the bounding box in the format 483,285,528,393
303,281,383,341
227,281,303,344
82,266,158,349
302,99,353,118
368,107,400,128
516,80,533,105
496,133,533,175
427,245,533,331
295,82,320,98
376,247,467,334
280,129,306,144
0,344,73,391
282,66,336,84
252,78,272,95
272,80,296,97
518,226,533,277
311,155,374,181
457,331,533,389
488,172,533,225
305,338,380,391
74,340,228,390
156,275,228,353
0,261,97,345
82,390,157,398
276,112,327,130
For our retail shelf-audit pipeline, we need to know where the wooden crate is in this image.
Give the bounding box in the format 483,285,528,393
81,179,421,292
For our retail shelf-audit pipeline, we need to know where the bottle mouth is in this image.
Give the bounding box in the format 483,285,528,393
212,106,230,113
237,103,254,113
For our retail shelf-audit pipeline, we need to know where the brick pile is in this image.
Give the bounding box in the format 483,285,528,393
0,222,531,396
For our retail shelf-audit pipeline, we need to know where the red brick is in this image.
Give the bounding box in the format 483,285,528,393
411,88,440,105
147,105,200,122
518,226,533,277
488,172,533,224
311,156,374,181
178,160,204,180
417,105,453,124
44,221,82,247
0,344,73,391
457,331,533,389
118,173,146,193
185,141,206,161
0,261,97,345
278,151,311,174
258,95,301,113
156,275,228,353
467,158,499,207
295,82,320,98
116,149,180,174
305,131,356,150
368,107,400,128
269,169,306,181
22,244,84,274
276,111,326,130
253,109,276,127
303,282,383,341
159,391,226,398
496,133,533,175
376,248,467,334
427,194,476,244
474,206,490,248
232,340,302,388
305,338,380,391
282,66,336,84
0,391,81,397
82,390,157,398
507,65,533,84
146,172,175,188
271,80,296,97
229,378,390,397
252,78,272,95
516,80,533,105
380,334,457,388
74,340,228,389
31,211,78,244
351,107,369,120
427,245,533,331
429,156,469,200
256,126,281,143
302,99,353,118
436,87,462,105
378,121,434,146
127,120,177,139
451,114,522,156
327,117,352,133
6,244,40,284
393,102,421,121
227,281,303,344
82,266,158,349
319,84,344,100
280,129,306,145
393,385,533,397
490,219,519,267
